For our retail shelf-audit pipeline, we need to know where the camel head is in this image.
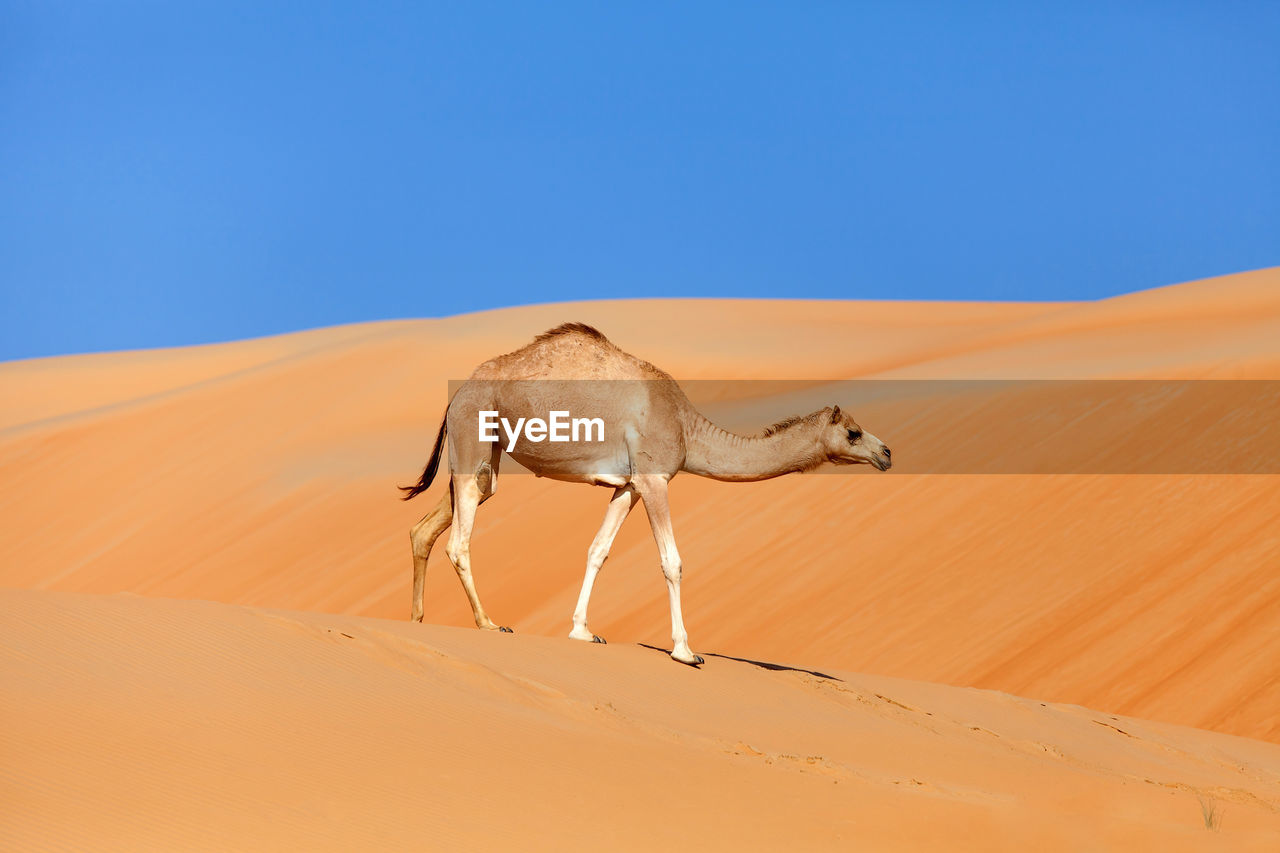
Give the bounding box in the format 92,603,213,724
821,405,891,471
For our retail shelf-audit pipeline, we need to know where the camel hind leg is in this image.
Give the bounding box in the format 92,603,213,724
409,441,499,624
445,468,510,632
410,488,453,622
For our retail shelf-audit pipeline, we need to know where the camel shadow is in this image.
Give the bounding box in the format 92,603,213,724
637,643,842,681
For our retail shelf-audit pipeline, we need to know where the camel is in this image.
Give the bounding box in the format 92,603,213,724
401,323,891,665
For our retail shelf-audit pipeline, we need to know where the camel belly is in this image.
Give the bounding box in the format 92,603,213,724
505,445,632,488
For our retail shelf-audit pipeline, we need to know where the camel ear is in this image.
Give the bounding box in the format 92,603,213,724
829,405,842,423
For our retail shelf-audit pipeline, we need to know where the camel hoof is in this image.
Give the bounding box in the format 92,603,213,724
498,626,513,633
592,635,606,644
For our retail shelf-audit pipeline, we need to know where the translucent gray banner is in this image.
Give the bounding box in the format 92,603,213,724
443,379,1280,474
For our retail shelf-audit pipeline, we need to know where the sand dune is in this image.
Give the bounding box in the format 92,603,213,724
3,268,1280,848
3,268,1277,744
4,589,1279,851
0,262,1277,771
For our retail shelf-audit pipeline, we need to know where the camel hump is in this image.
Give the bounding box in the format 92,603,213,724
534,322,609,343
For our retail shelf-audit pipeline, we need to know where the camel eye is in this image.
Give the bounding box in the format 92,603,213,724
847,428,862,443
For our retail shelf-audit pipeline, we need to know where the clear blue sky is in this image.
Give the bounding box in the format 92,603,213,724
2,2,1277,360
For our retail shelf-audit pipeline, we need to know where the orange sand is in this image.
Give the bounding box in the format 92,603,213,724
4,589,1279,851
2,267,1279,848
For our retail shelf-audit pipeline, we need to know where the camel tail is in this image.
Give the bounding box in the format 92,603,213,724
400,412,448,500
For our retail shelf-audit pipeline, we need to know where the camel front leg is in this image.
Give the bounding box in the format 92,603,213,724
634,476,702,666
570,485,637,644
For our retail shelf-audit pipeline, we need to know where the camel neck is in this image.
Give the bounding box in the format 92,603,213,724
679,412,826,482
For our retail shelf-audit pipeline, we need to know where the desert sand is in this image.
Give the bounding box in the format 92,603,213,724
5,588,1280,851
2,267,1279,849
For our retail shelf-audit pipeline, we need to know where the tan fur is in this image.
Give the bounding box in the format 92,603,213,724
406,323,891,664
